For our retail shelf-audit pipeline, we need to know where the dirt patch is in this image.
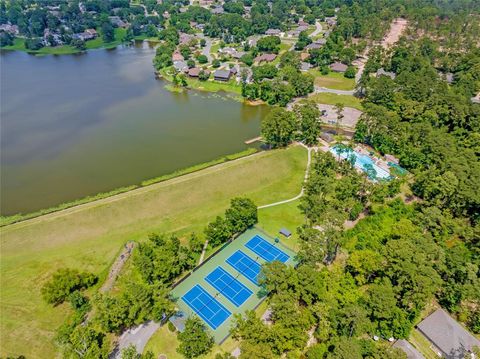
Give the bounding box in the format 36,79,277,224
382,18,408,48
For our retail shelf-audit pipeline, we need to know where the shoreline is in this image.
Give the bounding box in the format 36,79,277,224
0,148,259,227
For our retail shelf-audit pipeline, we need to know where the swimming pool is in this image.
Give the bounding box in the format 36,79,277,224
329,146,391,180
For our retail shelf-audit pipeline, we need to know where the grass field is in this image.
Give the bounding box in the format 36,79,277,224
309,70,356,91
0,146,307,359
309,92,364,111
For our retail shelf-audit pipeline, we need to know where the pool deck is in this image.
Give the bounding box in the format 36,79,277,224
170,227,297,343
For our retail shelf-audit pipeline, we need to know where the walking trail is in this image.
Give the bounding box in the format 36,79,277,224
258,143,314,209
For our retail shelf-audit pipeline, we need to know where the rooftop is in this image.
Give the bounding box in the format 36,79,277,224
417,308,480,358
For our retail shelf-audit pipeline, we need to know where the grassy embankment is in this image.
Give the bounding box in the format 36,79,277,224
0,28,126,55
159,67,242,95
309,69,356,91
1,149,257,227
0,146,307,359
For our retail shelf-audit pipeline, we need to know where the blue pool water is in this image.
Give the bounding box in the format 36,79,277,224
329,147,391,180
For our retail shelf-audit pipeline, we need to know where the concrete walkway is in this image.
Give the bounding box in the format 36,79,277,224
198,239,209,265
314,86,355,96
258,144,314,209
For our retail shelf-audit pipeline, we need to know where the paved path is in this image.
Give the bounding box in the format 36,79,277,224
197,34,212,62
309,21,323,38
314,86,355,95
198,239,209,265
112,321,160,358
258,144,313,209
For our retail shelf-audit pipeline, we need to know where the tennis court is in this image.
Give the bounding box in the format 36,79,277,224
246,235,290,263
182,284,231,330
170,227,297,343
226,250,262,285
206,266,253,307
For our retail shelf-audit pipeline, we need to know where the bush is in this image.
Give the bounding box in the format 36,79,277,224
41,268,97,305
168,321,176,332
212,59,221,68
344,66,356,79
197,54,208,64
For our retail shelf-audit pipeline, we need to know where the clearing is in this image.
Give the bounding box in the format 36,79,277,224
309,70,356,91
0,146,307,359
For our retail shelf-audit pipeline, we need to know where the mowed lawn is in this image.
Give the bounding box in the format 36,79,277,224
309,92,364,111
0,146,307,359
309,70,356,91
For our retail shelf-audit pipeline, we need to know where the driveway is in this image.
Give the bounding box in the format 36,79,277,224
309,21,323,38
111,321,160,358
197,34,213,62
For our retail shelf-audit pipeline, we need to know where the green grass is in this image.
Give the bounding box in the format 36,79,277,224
85,28,126,50
160,67,242,95
409,329,440,359
1,28,126,55
258,200,305,251
309,69,356,91
309,92,364,110
210,42,221,55
0,146,307,359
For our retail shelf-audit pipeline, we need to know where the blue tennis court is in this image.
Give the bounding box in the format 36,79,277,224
246,235,290,263
181,284,231,330
206,267,253,307
226,250,262,285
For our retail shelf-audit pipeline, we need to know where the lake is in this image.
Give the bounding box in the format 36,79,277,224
0,42,268,216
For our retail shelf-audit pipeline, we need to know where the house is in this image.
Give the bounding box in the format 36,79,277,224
173,60,188,72
306,42,323,50
298,20,309,27
417,308,480,359
300,62,312,71
326,17,337,26
393,340,424,359
265,28,281,36
330,62,348,72
172,51,184,62
179,33,194,45
0,23,19,35
84,29,97,38
254,53,277,63
320,132,335,143
443,72,454,84
214,69,231,81
188,67,201,77
109,16,128,28
300,52,310,61
376,68,396,79
211,6,224,14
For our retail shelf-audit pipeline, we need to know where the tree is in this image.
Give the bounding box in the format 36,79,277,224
294,100,321,146
261,107,296,147
344,65,356,78
204,216,233,247
256,35,281,53
225,197,258,233
334,102,344,128
121,344,154,359
177,317,214,359
197,54,208,64
65,325,109,359
326,337,362,359
42,268,97,305
101,22,115,43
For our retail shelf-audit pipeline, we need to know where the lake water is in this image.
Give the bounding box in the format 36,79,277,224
0,42,268,216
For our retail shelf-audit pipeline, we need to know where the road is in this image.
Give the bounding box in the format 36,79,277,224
309,21,323,38
197,34,213,62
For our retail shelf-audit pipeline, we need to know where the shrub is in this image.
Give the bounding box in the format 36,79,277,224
41,268,97,305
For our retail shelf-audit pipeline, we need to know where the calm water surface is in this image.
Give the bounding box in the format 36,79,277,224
0,43,268,215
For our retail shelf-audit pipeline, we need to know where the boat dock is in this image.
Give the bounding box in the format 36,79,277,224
244,136,262,144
